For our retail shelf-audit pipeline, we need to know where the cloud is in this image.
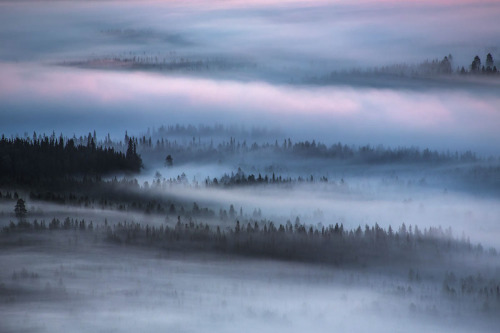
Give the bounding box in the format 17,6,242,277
1,62,500,154
1,0,500,154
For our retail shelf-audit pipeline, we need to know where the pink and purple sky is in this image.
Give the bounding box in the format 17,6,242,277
1,0,499,154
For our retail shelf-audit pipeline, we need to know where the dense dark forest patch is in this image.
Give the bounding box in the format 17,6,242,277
0,133,142,186
2,216,492,269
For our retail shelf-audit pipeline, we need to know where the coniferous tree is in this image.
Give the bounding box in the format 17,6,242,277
486,53,494,68
471,56,481,73
14,198,27,219
486,53,494,73
0,133,142,185
165,154,173,167
439,56,452,74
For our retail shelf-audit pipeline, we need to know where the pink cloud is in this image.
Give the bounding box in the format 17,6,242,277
1,62,500,140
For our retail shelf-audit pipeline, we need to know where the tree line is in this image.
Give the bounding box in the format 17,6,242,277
107,131,482,165
463,53,498,75
0,133,142,185
3,215,492,266
3,215,500,313
327,53,499,78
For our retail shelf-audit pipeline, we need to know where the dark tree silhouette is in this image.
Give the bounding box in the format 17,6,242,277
166,154,173,167
0,133,142,185
486,53,494,68
439,56,452,74
126,138,142,171
485,53,495,73
471,56,481,73
14,198,27,219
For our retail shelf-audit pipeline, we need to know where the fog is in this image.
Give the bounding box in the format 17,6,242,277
1,232,500,333
2,1,500,332
2,64,500,154
2,0,499,66
148,183,499,245
1,0,500,154
2,166,500,332
122,156,500,249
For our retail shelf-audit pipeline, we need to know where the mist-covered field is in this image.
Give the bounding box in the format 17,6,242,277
2,236,499,333
1,0,500,332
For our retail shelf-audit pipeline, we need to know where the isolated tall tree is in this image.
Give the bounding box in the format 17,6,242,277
439,56,452,74
486,53,494,68
165,154,173,167
470,55,481,73
485,53,494,73
14,198,27,219
229,204,236,220
126,138,142,171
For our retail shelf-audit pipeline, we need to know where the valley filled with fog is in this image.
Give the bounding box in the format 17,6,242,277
2,126,500,332
1,1,500,332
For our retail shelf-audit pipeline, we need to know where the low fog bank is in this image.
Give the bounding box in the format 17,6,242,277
1,1,500,330
2,65,500,155
1,229,499,333
2,0,500,155
154,182,500,248
1,133,499,248
2,0,499,72
1,165,499,248
2,0,499,90
310,70,500,93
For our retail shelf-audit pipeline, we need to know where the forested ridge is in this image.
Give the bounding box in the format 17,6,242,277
119,128,482,165
2,215,490,268
0,133,142,185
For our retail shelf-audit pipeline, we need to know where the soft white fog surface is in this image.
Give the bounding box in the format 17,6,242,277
2,243,498,333
1,1,500,332
1,0,500,154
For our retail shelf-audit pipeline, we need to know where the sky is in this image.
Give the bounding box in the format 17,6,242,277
1,0,500,154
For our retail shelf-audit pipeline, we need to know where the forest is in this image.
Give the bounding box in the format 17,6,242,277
62,52,500,91
1,109,500,332
2,1,500,332
0,133,142,185
3,212,491,267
